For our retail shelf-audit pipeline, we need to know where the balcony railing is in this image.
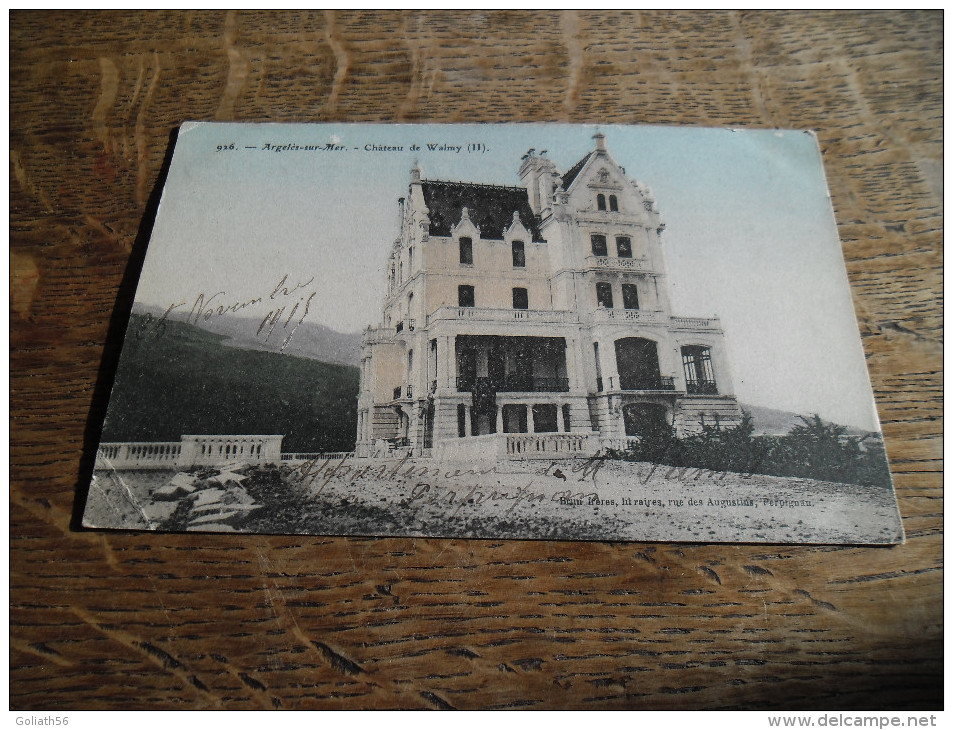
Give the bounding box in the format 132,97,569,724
456,376,570,393
585,255,649,271
671,315,720,329
686,380,718,395
618,375,675,391
363,326,396,344
427,306,577,326
587,309,662,324
392,384,414,400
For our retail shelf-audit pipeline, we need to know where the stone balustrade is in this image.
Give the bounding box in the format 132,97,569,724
671,315,720,329
584,255,649,271
426,306,577,326
96,435,284,470
587,309,662,325
505,433,592,458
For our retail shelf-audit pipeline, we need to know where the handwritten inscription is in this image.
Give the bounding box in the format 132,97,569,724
282,451,816,524
139,273,316,350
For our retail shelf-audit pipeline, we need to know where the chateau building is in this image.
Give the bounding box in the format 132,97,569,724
356,134,742,459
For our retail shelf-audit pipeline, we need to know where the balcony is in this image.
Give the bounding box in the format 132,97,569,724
686,380,718,395
363,326,396,345
585,255,649,272
427,306,577,327
618,376,676,392
587,309,663,325
456,376,570,393
392,384,414,400
671,315,720,330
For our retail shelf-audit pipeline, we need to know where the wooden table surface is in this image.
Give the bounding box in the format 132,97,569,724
10,11,942,710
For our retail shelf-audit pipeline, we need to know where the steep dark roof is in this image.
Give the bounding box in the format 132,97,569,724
560,151,592,190
421,181,545,242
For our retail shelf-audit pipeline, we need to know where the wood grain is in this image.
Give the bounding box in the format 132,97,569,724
10,10,942,710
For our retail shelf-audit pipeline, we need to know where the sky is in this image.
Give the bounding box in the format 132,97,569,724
134,122,881,432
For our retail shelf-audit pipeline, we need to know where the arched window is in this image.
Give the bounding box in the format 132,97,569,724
615,337,663,390
609,195,619,212
682,345,717,394
597,194,606,211
623,403,669,438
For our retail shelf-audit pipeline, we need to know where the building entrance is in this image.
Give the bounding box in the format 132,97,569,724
623,403,669,438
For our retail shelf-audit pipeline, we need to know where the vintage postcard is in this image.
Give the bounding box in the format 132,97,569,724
82,123,904,544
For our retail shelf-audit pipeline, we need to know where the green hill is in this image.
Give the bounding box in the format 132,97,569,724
100,313,359,453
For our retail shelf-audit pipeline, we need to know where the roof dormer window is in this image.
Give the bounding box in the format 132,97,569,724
609,195,618,212
597,194,606,211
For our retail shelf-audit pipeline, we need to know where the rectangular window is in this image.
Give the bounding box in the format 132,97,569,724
596,282,614,308
458,285,475,307
622,283,639,310
616,236,632,258
512,287,528,310
609,195,618,212
591,234,608,257
512,240,525,267
682,346,717,394
459,237,473,265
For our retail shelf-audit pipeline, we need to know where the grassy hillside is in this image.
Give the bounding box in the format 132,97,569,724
100,313,359,452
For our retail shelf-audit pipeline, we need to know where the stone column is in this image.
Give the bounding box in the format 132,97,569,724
463,405,471,436
527,405,536,434
602,339,620,391
496,407,504,434
556,404,565,432
445,336,455,389
564,338,578,391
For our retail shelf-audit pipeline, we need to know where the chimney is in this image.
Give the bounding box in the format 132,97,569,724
593,131,606,152
519,149,559,216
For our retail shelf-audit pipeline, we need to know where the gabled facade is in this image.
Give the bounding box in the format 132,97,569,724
356,134,742,458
